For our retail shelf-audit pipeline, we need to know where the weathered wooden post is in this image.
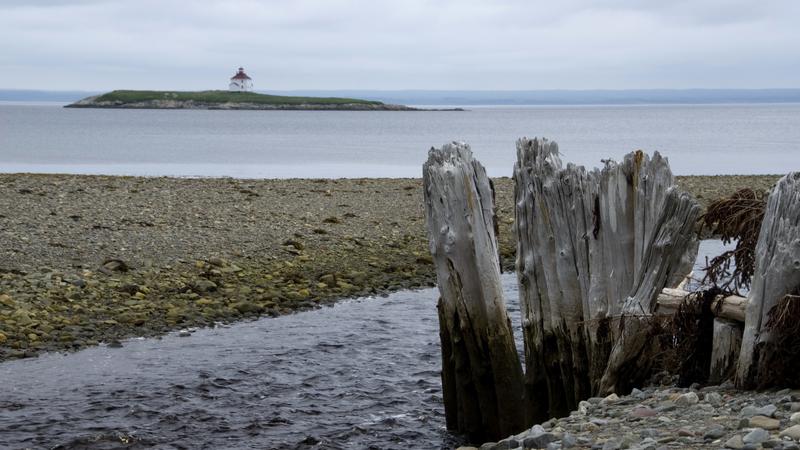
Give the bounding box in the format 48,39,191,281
736,173,800,388
600,185,701,393
709,318,743,384
423,142,526,441
514,138,700,416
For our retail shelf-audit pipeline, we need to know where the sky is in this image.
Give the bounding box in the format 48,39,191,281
1,0,799,91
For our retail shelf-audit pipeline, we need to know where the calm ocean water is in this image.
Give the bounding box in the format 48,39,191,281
1,103,799,178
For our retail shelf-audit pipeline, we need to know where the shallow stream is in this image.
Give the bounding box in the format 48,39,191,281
0,241,728,449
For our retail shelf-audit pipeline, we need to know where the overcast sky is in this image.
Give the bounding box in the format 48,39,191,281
2,0,799,91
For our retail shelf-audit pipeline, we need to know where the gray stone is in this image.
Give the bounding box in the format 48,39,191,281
741,404,777,417
675,392,699,406
704,425,727,440
760,404,779,417
750,415,781,430
781,424,800,440
631,406,656,418
523,432,557,449
601,393,620,405
561,433,577,449
743,428,770,444
490,439,517,449
639,428,660,438
741,406,758,417
655,401,676,412
705,392,723,406
601,440,621,450
725,435,745,449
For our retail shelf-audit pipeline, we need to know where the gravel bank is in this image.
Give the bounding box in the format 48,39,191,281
0,174,781,360
468,384,800,450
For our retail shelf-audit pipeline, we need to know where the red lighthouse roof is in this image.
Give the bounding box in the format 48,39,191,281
231,67,251,80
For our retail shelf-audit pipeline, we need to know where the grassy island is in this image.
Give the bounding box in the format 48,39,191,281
66,89,421,110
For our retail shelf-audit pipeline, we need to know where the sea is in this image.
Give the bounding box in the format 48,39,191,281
1,102,799,177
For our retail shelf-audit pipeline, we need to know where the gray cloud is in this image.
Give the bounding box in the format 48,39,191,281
1,0,798,90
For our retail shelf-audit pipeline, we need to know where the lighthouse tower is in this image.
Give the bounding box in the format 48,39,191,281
229,67,253,92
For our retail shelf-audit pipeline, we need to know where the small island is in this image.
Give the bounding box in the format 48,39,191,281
65,67,460,111
64,89,429,111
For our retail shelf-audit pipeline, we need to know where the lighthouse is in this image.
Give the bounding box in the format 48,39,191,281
229,67,253,92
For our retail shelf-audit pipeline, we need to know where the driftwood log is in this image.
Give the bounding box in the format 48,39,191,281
513,138,701,417
736,173,800,388
656,288,747,322
422,142,526,441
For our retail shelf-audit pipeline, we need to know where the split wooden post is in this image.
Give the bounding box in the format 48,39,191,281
514,138,700,416
736,173,800,388
423,142,526,441
600,185,701,393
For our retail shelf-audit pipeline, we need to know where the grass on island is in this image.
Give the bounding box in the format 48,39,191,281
93,90,384,106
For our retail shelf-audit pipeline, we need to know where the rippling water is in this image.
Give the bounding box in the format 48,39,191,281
0,241,725,449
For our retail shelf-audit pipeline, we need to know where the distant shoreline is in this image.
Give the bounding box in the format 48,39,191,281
5,88,800,106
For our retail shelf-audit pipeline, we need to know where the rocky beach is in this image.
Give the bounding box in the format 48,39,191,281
0,173,780,361
469,383,800,450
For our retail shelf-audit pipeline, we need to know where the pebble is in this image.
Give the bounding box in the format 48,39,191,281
781,425,800,440
704,425,727,439
743,428,770,444
523,431,556,449
742,404,778,417
705,392,723,405
749,415,781,430
631,406,656,418
725,435,745,449
601,393,620,404
675,391,699,406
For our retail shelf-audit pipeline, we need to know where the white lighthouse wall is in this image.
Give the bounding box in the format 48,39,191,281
229,79,253,92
